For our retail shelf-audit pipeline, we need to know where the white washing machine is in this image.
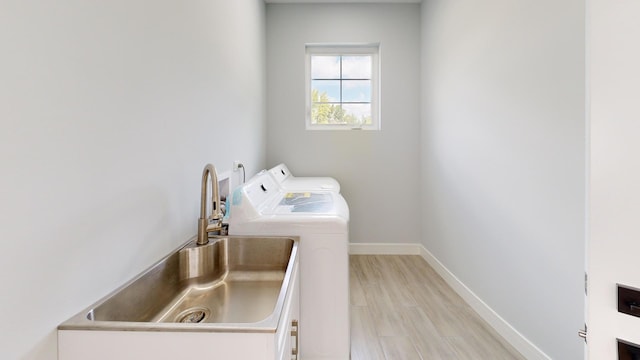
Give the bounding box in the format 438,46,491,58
226,170,350,360
268,163,341,193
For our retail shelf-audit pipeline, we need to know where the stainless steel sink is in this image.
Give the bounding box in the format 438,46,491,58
59,236,298,333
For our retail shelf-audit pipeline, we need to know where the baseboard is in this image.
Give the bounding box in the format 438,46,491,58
349,242,550,360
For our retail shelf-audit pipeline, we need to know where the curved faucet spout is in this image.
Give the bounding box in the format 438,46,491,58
197,164,223,246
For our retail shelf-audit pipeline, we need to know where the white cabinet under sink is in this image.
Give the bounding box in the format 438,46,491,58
277,260,300,360
58,261,300,360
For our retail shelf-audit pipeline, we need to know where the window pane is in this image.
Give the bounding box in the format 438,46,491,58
342,104,372,126
312,80,340,102
312,103,347,125
311,56,340,79
311,103,327,124
342,80,371,103
342,56,371,79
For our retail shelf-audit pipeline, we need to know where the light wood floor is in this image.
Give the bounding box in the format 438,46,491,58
350,255,526,360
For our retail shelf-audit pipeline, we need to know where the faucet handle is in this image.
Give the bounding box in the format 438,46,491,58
205,219,223,233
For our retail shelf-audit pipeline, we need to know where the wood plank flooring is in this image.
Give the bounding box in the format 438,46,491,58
350,255,526,360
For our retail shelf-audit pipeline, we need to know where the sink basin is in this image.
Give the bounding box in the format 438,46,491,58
59,236,298,332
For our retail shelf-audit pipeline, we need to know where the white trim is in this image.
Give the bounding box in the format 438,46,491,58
348,242,551,360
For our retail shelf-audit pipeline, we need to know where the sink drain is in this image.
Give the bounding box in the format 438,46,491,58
176,307,210,323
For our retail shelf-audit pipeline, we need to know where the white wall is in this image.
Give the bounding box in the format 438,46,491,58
0,1,266,358
588,1,640,358
265,3,422,245
420,0,585,359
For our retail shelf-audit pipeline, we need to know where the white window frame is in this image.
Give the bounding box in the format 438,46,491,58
305,43,380,131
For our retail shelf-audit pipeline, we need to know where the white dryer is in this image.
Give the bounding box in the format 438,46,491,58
226,171,350,360
268,163,341,193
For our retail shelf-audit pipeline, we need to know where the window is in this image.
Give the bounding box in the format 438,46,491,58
305,44,380,130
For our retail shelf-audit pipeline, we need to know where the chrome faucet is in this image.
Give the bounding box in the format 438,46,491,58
197,164,224,246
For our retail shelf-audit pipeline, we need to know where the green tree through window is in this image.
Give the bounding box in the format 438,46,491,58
312,89,360,124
